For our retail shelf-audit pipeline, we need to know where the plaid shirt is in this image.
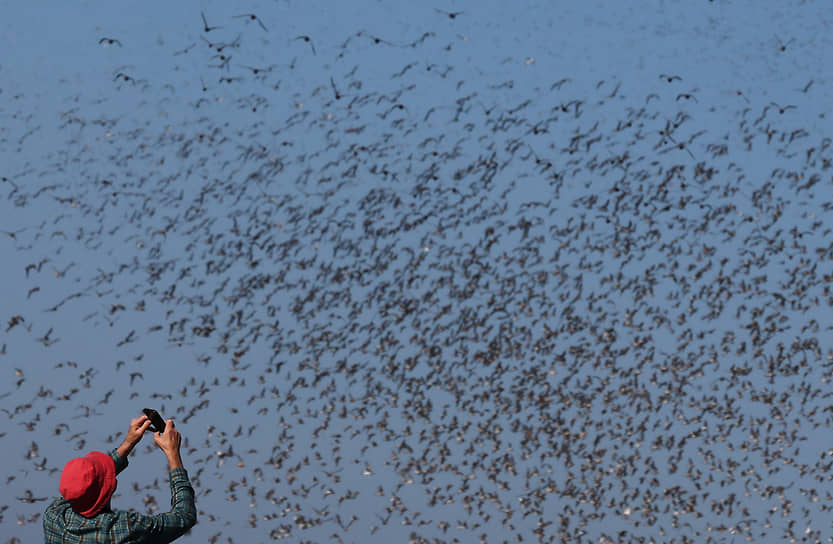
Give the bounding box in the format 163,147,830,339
43,448,196,544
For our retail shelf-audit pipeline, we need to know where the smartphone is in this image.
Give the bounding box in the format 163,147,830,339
142,408,166,434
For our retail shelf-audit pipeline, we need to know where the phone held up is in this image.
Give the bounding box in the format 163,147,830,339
142,408,166,434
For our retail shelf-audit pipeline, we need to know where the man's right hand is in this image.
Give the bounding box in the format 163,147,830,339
153,420,183,468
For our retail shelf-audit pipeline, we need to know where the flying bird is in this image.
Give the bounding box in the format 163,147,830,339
98,37,122,47
201,11,223,32
233,13,268,32
295,35,316,55
435,8,464,19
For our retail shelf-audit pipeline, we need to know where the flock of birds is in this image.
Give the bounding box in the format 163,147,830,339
1,4,833,544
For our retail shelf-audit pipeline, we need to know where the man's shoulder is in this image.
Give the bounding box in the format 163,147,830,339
44,500,135,527
44,503,147,541
44,498,70,518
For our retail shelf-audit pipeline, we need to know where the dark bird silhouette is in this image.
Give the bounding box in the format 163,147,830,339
240,65,275,76
769,101,797,114
113,72,135,84
173,42,197,55
775,34,794,51
797,79,814,93
17,490,48,503
435,8,464,19
675,92,698,102
1,229,24,239
98,37,122,47
330,77,341,100
7,315,24,332
295,35,316,55
201,11,223,32
233,13,268,32
116,329,136,347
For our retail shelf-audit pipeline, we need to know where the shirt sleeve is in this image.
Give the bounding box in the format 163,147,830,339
109,448,129,475
127,468,197,542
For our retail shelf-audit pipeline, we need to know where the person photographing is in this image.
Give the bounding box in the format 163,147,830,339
43,413,197,543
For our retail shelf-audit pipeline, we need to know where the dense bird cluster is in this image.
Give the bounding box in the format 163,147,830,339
1,5,832,544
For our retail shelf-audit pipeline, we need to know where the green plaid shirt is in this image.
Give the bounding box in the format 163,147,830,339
43,449,196,544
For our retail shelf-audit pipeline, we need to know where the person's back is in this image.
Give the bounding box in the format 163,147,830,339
43,415,196,544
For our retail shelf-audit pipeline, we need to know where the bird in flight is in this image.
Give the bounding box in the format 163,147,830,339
201,11,223,32
775,34,794,52
734,89,751,103
330,77,342,100
233,13,268,32
98,37,122,47
295,35,316,55
173,42,196,56
1,229,24,239
113,72,135,84
17,490,48,503
769,102,797,114
240,65,275,76
797,79,813,93
356,30,395,46
7,315,24,332
435,8,464,19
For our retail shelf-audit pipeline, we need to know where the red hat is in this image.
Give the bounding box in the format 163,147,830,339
59,451,116,518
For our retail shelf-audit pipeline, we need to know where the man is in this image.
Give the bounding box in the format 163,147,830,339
43,414,197,543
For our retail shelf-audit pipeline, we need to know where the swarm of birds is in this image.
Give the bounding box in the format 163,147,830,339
1,2,833,543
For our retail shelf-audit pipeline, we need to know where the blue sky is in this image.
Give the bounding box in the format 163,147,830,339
2,0,833,542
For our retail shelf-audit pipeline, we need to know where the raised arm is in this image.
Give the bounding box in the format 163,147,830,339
115,414,152,469
129,419,197,541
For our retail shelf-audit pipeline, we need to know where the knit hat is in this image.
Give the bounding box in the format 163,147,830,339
59,451,116,517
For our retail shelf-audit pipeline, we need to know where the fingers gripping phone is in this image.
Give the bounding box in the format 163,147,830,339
143,408,166,434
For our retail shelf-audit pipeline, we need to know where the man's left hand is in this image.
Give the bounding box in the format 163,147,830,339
125,415,152,448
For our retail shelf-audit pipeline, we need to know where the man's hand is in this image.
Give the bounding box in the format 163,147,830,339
127,414,153,445
153,420,184,469
117,414,152,458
